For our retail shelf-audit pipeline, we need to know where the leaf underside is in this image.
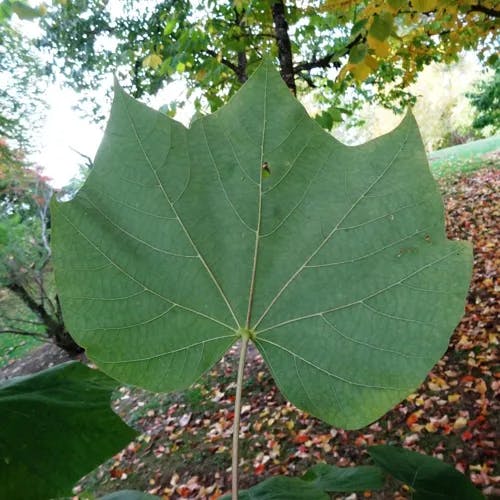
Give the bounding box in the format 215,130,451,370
52,60,472,429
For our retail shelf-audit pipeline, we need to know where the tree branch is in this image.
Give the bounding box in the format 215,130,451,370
271,1,296,95
204,49,248,83
297,72,317,88
469,4,499,17
7,283,59,333
294,34,363,74
235,7,248,83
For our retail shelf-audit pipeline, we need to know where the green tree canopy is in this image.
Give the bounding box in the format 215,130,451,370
33,0,499,126
468,61,500,132
0,22,46,149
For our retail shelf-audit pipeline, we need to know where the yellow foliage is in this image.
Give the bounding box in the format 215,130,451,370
364,54,379,70
142,54,163,70
367,35,391,57
350,61,372,81
321,0,358,11
412,0,439,11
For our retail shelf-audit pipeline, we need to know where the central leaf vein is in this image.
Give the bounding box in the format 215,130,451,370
245,64,268,328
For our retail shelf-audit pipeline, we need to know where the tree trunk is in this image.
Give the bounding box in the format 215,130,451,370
51,325,84,356
271,1,296,95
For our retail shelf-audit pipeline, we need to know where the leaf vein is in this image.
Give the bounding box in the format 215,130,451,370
55,205,234,330
81,193,199,258
201,120,257,233
120,92,240,327
95,334,238,364
305,228,429,267
257,338,407,390
253,129,411,328
321,315,426,358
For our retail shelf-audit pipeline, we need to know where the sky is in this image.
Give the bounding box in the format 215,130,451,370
29,78,193,189
30,85,104,188
19,0,194,189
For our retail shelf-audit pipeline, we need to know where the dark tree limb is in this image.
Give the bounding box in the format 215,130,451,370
404,4,499,18
469,4,499,17
237,51,248,83
271,1,296,95
6,283,83,355
293,34,363,74
297,72,317,88
204,49,248,83
294,54,343,73
7,283,59,332
235,7,248,83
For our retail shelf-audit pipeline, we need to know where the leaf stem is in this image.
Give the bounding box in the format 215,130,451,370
232,335,249,500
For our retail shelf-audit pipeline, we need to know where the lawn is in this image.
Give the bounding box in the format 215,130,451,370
0,291,44,368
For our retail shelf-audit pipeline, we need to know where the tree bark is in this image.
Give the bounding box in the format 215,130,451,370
271,1,296,95
7,283,83,356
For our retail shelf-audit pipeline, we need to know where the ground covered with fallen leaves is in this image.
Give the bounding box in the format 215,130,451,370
74,167,498,499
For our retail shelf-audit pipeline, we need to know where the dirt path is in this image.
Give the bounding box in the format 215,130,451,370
0,342,79,380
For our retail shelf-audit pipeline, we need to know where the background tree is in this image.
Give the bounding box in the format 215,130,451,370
467,60,500,133
0,141,83,355
35,0,499,127
0,2,83,355
0,8,46,150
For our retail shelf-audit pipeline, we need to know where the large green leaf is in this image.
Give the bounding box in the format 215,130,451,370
51,60,472,429
0,362,137,500
368,446,484,499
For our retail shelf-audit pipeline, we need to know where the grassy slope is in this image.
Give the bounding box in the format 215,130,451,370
428,136,500,177
0,292,44,368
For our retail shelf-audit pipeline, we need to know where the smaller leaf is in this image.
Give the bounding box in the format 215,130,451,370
387,0,407,10
302,463,385,492
412,0,438,12
369,12,393,41
100,491,159,499
368,446,485,500
350,61,372,81
349,43,368,63
142,54,163,70
314,111,334,130
220,477,329,500
367,35,391,57
351,18,368,37
11,1,40,19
